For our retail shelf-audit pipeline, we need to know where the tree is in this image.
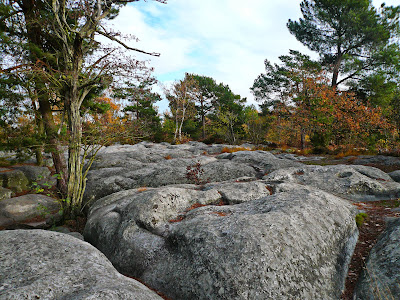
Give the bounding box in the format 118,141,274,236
1,0,166,218
252,50,392,150
187,74,219,139
251,50,322,148
243,105,267,145
287,0,400,88
166,74,198,143
115,77,162,141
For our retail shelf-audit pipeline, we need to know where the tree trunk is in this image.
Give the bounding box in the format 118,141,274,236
178,105,186,142
33,103,44,166
201,98,206,139
37,93,68,195
300,127,306,150
67,101,83,216
331,52,343,88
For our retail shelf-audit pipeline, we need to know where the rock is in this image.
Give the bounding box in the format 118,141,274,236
13,165,52,183
84,159,256,204
0,169,29,192
389,170,400,182
84,187,223,265
353,155,400,166
205,180,271,204
0,230,162,299
0,187,13,201
84,184,358,300
275,153,325,161
0,194,60,227
354,218,400,299
217,150,303,174
263,164,400,201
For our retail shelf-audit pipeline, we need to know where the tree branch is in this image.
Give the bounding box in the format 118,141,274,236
96,30,160,56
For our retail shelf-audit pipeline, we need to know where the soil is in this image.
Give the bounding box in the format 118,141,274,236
341,199,400,299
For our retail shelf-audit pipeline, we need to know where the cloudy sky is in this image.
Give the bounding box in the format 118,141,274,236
108,0,398,112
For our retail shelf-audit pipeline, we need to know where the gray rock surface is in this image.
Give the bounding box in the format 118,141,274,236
0,230,162,299
13,165,52,183
84,184,358,300
217,150,303,173
84,156,256,204
389,170,400,182
354,218,400,299
352,155,400,166
0,187,13,201
263,164,400,201
0,169,29,192
205,180,272,204
0,194,60,227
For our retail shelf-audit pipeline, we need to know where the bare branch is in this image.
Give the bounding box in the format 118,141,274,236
96,30,160,56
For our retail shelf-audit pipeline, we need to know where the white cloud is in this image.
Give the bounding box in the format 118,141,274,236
108,0,397,112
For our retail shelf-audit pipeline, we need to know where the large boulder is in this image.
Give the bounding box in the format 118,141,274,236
0,169,29,192
84,159,256,204
388,170,400,182
354,218,400,299
205,180,272,204
0,230,162,299
0,194,60,227
263,164,400,201
13,165,52,184
0,187,12,201
84,183,358,300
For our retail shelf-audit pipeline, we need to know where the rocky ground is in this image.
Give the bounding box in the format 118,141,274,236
1,142,400,299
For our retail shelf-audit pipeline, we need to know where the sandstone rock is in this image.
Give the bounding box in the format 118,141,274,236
217,150,303,174
84,159,256,204
0,194,60,227
13,165,51,183
0,187,13,201
264,164,400,201
0,169,29,192
84,184,358,300
353,155,400,166
205,180,271,204
0,230,162,299
354,218,400,299
389,170,400,182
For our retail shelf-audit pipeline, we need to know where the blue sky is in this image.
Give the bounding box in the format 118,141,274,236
108,0,399,113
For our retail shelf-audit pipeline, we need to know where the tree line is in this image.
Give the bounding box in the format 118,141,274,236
1,0,400,220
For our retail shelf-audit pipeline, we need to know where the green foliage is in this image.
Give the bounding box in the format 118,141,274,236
355,212,369,228
287,0,400,87
251,50,321,111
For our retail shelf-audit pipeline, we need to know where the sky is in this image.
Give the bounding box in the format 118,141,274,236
107,0,399,113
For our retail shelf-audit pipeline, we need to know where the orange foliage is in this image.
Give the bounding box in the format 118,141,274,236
221,146,251,153
266,72,393,149
211,211,229,217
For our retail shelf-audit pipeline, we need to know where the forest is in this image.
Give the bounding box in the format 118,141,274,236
1,0,400,219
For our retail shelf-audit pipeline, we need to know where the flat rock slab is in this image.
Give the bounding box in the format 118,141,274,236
353,155,400,166
354,218,400,299
84,183,358,300
0,230,162,299
216,150,303,173
0,194,60,227
84,160,256,204
263,164,400,201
